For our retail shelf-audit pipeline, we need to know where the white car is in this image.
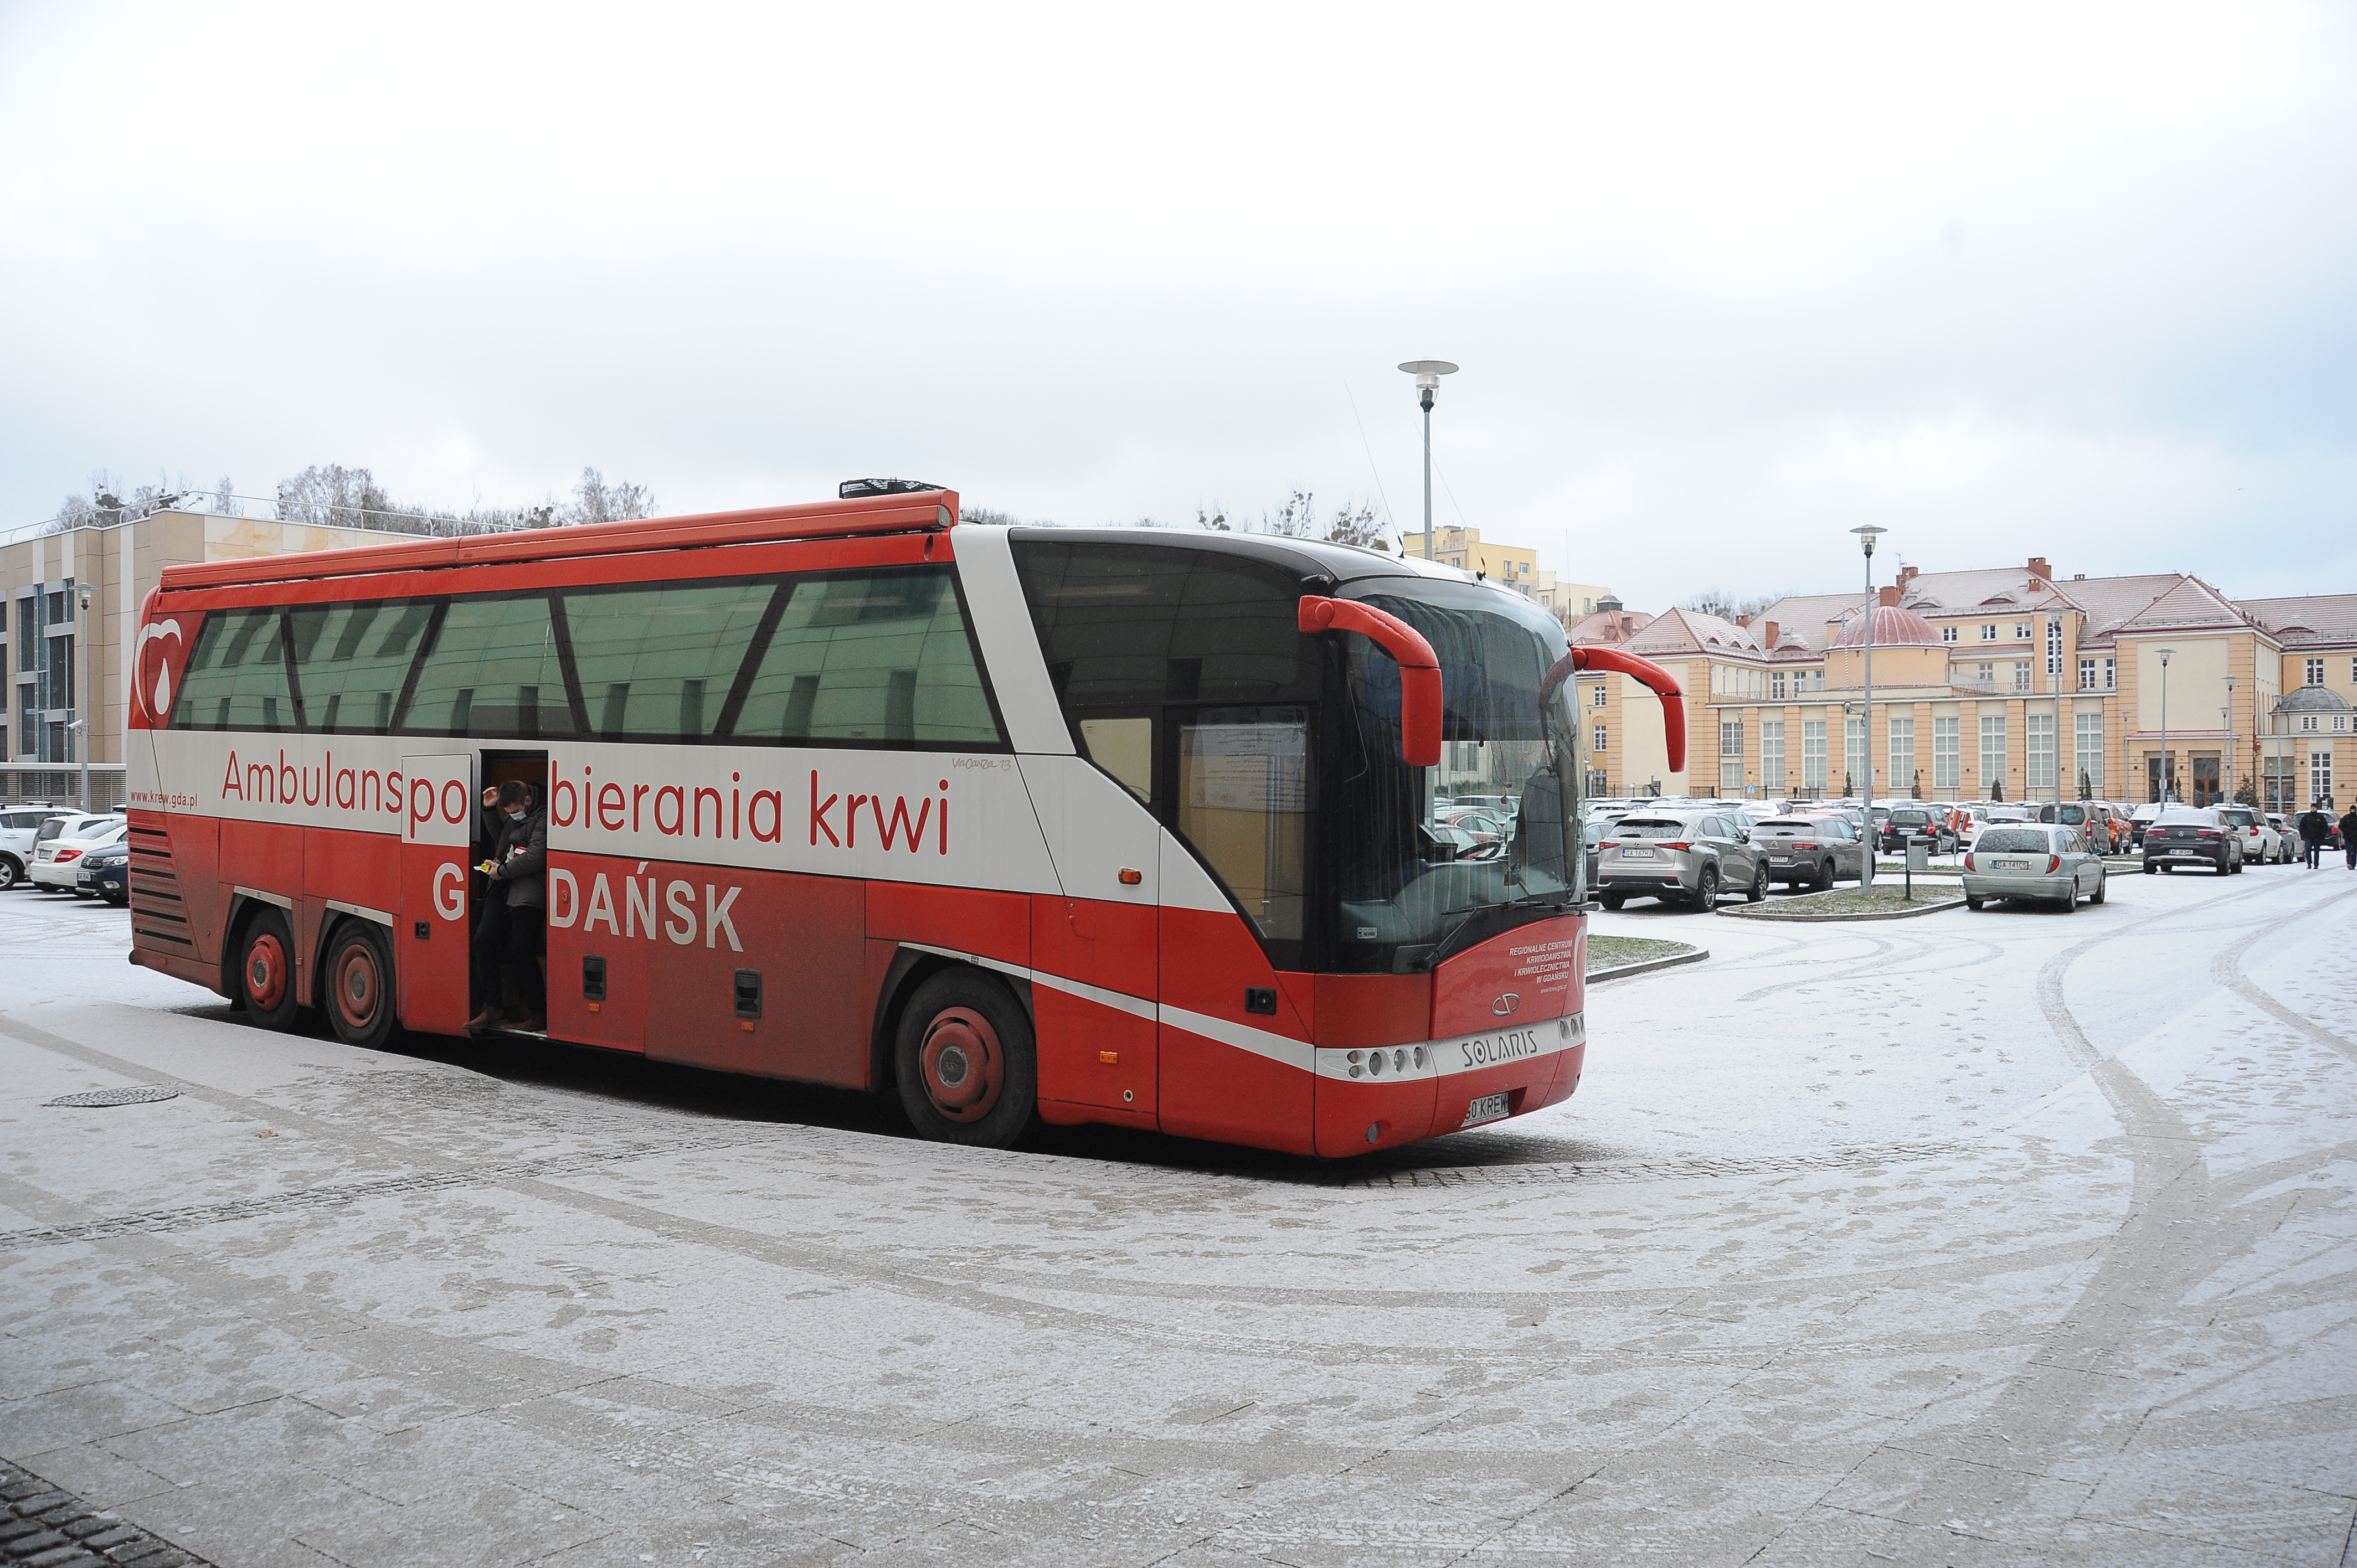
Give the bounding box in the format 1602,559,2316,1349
30,817,129,894
0,804,64,891
2216,804,2282,864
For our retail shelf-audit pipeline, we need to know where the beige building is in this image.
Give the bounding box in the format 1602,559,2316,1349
1574,556,2356,812
3,509,424,808
1399,527,1610,628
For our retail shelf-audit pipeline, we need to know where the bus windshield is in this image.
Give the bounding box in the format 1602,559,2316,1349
1327,579,1579,972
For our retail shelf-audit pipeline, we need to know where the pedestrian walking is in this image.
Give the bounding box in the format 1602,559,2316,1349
2341,805,2357,870
468,780,548,1033
2298,803,2330,869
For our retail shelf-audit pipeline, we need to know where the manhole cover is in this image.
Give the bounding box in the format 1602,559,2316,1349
46,1086,179,1108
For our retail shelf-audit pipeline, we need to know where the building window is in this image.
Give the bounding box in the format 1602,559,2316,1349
1802,718,1827,792
2047,619,2063,677
1934,716,1960,791
2015,623,2032,639
1720,719,1745,794
2075,710,2104,794
2264,754,2297,812
1761,720,1784,792
1593,725,1607,752
1888,715,1916,793
2011,663,2031,693
1976,663,1995,686
2104,658,2116,690
2314,747,2335,806
1980,712,2008,792
1771,670,1786,700
1845,713,1866,794
1942,625,1958,643
2080,657,2097,691
1982,625,1999,641
2302,715,2319,733
2308,658,2327,687
2350,657,2356,683
2027,711,2056,792
1591,684,1607,708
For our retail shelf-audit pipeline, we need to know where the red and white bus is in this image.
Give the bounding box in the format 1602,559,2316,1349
125,487,1684,1156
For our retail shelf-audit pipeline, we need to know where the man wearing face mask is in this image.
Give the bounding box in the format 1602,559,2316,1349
467,780,547,1033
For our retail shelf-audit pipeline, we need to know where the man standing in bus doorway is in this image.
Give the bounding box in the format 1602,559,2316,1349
468,781,548,1033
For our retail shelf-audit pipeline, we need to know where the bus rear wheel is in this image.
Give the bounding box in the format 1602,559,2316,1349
894,969,1038,1149
236,908,305,1032
325,921,398,1050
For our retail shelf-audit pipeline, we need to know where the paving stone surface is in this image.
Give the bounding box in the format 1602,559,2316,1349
3,866,2356,1564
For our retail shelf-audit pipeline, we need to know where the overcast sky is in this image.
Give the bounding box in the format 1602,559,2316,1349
3,2,2351,610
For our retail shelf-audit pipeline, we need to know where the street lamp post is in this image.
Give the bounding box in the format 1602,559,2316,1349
76,584,92,811
2054,618,2066,811
2157,647,2176,805
1398,361,1457,560
2224,675,2237,805
1850,526,1885,889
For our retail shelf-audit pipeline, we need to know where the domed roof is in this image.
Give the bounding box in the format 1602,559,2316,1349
2276,684,2353,715
1830,604,1942,648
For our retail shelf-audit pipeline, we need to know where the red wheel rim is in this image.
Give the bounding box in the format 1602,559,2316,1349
918,1007,1003,1123
333,941,380,1030
245,932,288,1011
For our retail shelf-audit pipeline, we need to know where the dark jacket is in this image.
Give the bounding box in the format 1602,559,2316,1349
2341,811,2357,846
2299,811,2329,845
488,809,547,908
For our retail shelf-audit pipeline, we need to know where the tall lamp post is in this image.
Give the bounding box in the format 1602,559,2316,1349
2156,647,2175,804
1850,525,1884,889
1398,361,1457,559
2224,675,2237,806
76,584,92,811
2053,618,2066,810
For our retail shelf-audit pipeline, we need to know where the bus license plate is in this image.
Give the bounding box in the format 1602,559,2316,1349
1461,1092,1511,1128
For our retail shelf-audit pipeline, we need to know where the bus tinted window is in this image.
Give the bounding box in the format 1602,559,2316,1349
170,607,295,731
287,601,435,734
729,568,1000,746
1011,541,1317,709
398,595,581,739
568,580,778,741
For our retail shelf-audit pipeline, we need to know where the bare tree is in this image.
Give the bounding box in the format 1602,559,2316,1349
1680,587,1787,622
567,467,655,525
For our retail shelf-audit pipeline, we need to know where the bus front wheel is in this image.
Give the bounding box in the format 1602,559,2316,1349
236,908,306,1033
325,921,399,1050
894,969,1039,1149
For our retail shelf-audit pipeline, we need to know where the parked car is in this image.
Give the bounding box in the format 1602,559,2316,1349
2033,801,2118,854
0,803,65,891
1963,824,2108,911
30,818,130,893
1595,810,1768,910
2142,806,2242,875
1879,805,1959,854
2128,802,2168,848
1751,813,1869,889
2211,804,2282,864
76,839,131,904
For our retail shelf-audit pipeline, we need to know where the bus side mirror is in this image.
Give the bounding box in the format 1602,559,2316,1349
1298,597,1442,767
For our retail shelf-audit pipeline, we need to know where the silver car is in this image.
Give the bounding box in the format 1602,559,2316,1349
1751,813,1869,889
1596,810,1768,911
1963,824,2107,911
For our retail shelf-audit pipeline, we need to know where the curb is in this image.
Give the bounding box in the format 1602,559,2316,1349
1717,895,1967,923
1587,947,1708,983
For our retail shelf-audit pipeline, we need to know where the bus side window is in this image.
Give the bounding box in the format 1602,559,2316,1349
287,601,436,734
1180,709,1309,941
725,568,1001,746
169,607,296,732
1078,716,1153,803
397,594,581,739
565,579,777,741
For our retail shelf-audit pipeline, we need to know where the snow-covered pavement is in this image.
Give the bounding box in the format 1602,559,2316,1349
3,864,2355,1566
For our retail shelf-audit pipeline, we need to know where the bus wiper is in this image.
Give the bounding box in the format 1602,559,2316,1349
1425,893,1568,969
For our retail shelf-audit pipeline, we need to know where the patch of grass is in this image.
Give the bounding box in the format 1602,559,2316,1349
1586,935,1700,973
1726,885,1963,920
